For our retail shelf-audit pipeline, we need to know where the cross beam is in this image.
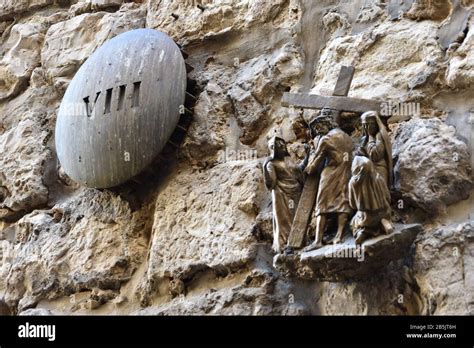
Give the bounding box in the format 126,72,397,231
286,65,374,249
282,93,381,113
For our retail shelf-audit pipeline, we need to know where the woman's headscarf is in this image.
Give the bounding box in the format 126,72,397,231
361,111,393,188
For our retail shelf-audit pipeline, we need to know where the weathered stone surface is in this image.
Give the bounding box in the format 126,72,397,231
1,189,148,310
406,0,452,21
19,308,54,315
0,87,58,214
312,19,444,101
0,22,46,100
317,262,423,315
229,87,268,145
137,161,265,305
181,42,302,164
146,0,291,44
41,4,146,89
387,0,456,22
0,0,53,19
438,1,471,50
0,0,472,316
386,0,414,20
392,118,473,214
274,224,422,281
181,78,231,165
91,0,123,11
0,299,11,315
135,283,304,315
228,44,303,145
446,15,474,89
134,265,311,315
68,1,91,16
412,222,474,315
0,118,50,214
0,11,69,99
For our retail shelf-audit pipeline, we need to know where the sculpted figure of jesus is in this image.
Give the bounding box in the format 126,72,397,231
263,136,307,253
303,108,353,251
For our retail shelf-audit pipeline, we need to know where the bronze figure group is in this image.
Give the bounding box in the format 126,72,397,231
263,107,394,253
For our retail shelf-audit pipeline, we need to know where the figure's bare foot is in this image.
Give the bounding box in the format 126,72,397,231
355,230,368,245
332,233,344,244
381,218,394,234
302,241,323,252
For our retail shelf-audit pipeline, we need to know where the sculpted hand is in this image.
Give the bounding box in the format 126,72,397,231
356,146,367,157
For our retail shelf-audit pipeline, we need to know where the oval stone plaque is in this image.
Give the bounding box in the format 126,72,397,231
55,29,187,188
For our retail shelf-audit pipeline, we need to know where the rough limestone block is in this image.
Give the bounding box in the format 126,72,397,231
91,0,123,11
392,118,473,214
0,0,53,20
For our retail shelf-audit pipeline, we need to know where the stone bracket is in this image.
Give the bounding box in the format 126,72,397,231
274,223,422,282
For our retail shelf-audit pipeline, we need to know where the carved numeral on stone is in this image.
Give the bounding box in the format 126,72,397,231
118,85,126,111
104,88,113,114
132,81,141,108
84,91,101,118
83,96,90,117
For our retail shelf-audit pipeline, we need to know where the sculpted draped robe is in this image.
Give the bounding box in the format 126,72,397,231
305,128,353,216
264,157,304,252
349,156,391,212
349,116,393,234
349,156,391,233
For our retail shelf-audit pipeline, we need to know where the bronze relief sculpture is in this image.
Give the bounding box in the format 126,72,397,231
263,136,306,252
272,66,424,282
263,110,394,253
265,66,399,257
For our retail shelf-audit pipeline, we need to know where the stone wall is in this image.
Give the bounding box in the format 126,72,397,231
0,0,472,315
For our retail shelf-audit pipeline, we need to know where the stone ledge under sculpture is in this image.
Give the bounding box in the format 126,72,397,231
274,223,422,281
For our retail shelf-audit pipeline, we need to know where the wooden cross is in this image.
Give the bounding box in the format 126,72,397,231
283,66,381,249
